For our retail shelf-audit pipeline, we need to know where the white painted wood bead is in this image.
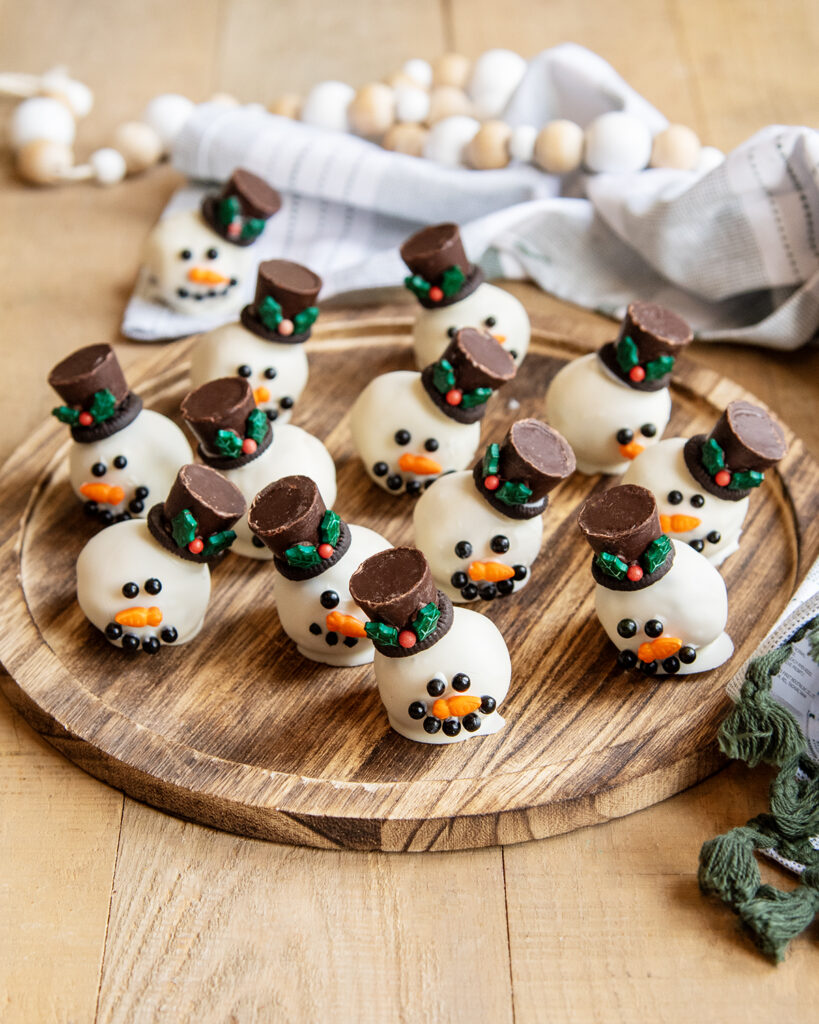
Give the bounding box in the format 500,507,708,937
508,124,537,163
394,83,430,124
300,80,355,132
142,94,195,152
427,86,472,124
15,139,73,184
423,115,480,167
347,83,395,137
650,124,702,170
467,49,526,119
696,145,725,174
269,93,302,119
382,123,428,157
112,121,163,173
432,53,471,90
534,119,584,174
10,96,76,149
40,69,93,118
466,119,512,169
90,147,127,185
402,59,433,90
584,111,652,174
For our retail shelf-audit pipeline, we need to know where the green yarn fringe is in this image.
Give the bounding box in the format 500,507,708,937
698,618,819,962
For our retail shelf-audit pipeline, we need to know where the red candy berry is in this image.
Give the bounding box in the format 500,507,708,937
627,564,644,582
445,388,463,406
429,286,444,302
317,543,334,559
78,411,94,426
188,538,204,554
398,629,417,649
484,475,500,491
715,470,731,487
242,438,258,455
628,366,646,383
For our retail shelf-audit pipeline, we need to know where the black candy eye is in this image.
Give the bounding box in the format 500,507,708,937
394,429,411,445
455,540,472,559
616,428,633,445
452,673,470,691
446,326,457,338
668,490,683,505
237,365,252,377
320,590,340,609
144,578,162,595
264,367,277,379
427,678,446,697
645,619,664,638
424,438,439,452
617,618,637,638
179,249,192,260
691,494,705,508
490,535,510,554
122,582,139,599
640,423,657,438
484,316,497,328
91,462,107,477
206,248,219,259
113,455,127,469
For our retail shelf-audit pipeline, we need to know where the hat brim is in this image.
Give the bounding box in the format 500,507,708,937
412,266,484,310
683,435,751,501
471,463,548,520
200,197,258,247
70,392,143,444
597,343,672,393
369,591,454,659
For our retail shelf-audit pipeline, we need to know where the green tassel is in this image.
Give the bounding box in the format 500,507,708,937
737,875,819,963
412,602,440,642
320,509,340,547
441,264,466,297
89,388,117,423
432,358,456,394
214,429,243,458
171,509,198,547
293,306,319,333
52,405,80,425
202,530,236,557
644,355,675,380
701,437,726,476
364,621,399,646
459,386,492,409
218,196,240,226
615,335,639,373
246,408,268,444
698,826,767,904
258,295,283,330
482,443,500,477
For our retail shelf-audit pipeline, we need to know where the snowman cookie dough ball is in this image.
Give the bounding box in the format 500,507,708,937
248,475,391,665
577,484,732,676
189,259,321,425
414,418,575,603
181,377,336,560
545,302,692,476
77,464,245,653
349,547,511,743
49,343,192,526
141,168,281,317
622,401,787,567
350,327,516,496
401,222,530,368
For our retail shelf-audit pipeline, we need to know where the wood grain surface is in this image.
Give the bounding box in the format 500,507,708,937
1,0,818,1021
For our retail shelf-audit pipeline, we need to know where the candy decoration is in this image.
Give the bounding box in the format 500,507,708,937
715,469,732,487
626,564,644,582
172,509,199,547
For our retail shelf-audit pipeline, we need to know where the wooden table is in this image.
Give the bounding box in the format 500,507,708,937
1,2,817,1020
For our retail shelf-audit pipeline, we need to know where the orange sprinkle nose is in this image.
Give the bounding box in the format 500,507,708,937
253,386,271,404
468,561,515,582
80,482,126,506
187,266,230,286
114,606,163,628
637,637,682,663
431,695,482,719
325,611,367,638
398,453,443,475
619,440,645,460
660,514,702,534
492,333,507,344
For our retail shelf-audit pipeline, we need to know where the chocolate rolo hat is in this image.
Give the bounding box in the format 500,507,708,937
49,343,143,443
201,168,282,247
247,475,350,580
473,419,577,519
577,484,675,591
597,302,692,393
240,259,323,344
421,327,517,424
181,377,272,469
349,546,454,658
147,464,246,564
684,400,787,501
400,222,484,308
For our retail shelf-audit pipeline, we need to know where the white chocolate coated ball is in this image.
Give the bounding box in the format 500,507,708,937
112,121,163,173
10,96,76,149
467,49,526,119
40,69,93,118
15,139,73,184
347,83,395,137
90,147,127,185
427,86,472,124
402,58,433,89
382,122,428,157
142,93,195,152
394,83,430,124
650,124,701,170
423,115,480,167
534,120,584,174
465,120,512,170
300,80,355,132
584,111,652,174
433,53,471,90
508,124,537,163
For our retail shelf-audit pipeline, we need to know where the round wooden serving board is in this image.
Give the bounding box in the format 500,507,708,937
1,311,817,852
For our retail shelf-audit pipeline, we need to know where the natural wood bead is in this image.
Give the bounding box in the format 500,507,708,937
268,93,302,119
650,124,702,170
112,121,163,174
384,70,419,91
15,138,73,185
382,122,428,157
465,119,512,169
534,119,584,174
347,83,395,137
432,53,471,90
209,92,239,107
427,86,472,125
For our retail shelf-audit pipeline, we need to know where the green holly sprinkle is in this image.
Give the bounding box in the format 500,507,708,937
171,509,198,548
52,405,80,425
240,217,266,241
246,408,268,444
412,602,440,642
729,469,764,490
644,355,675,380
364,621,400,646
641,534,672,573
616,335,639,373
482,443,500,477
432,358,456,394
496,480,533,506
218,195,240,226
441,264,466,297
320,509,341,547
89,389,117,423
259,295,283,330
214,429,243,458
459,387,492,409
701,437,726,476
202,530,237,557
596,551,628,579
284,543,324,568
293,306,319,334
404,274,431,299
